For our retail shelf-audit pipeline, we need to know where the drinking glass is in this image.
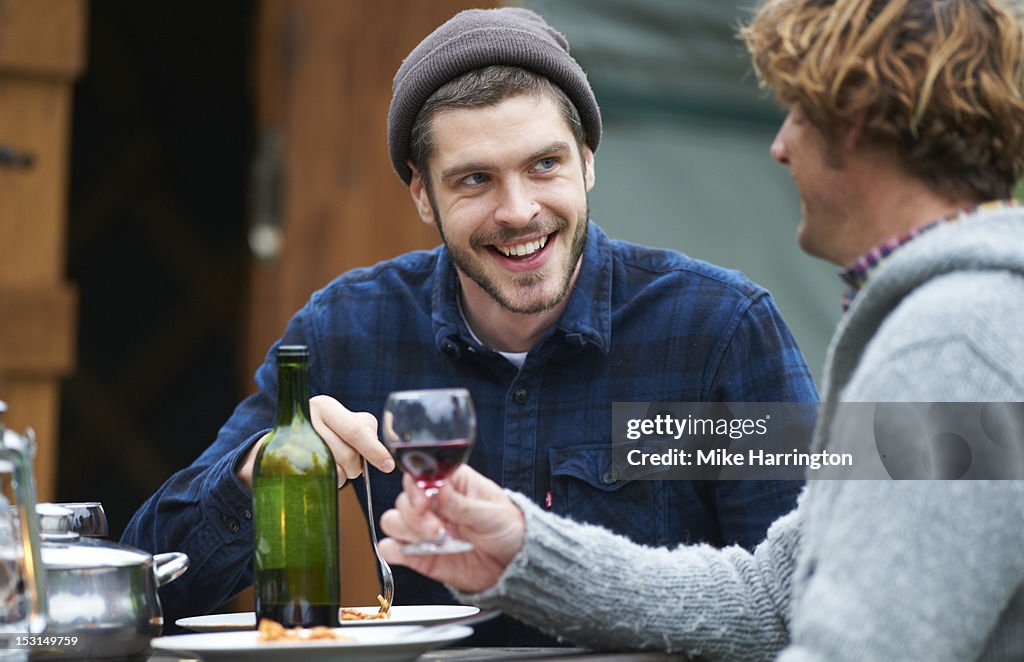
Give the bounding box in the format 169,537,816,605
382,388,476,554
49,502,109,538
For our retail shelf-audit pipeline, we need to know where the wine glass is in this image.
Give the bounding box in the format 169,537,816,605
382,388,476,554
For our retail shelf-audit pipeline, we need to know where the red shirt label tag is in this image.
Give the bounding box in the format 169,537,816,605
545,490,553,509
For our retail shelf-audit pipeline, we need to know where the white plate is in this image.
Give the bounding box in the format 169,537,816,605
177,605,481,632
151,624,473,662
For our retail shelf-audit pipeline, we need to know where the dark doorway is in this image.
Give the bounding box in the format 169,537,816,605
60,1,254,538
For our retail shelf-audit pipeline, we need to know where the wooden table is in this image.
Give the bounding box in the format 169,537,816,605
415,648,689,660
150,647,690,661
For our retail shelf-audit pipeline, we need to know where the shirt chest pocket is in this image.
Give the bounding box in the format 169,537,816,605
548,444,661,545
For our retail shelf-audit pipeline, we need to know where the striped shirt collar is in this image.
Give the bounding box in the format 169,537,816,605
839,199,1021,311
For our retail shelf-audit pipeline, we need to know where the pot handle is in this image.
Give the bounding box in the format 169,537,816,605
153,552,190,587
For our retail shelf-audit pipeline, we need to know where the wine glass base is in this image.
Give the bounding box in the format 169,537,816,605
401,538,474,555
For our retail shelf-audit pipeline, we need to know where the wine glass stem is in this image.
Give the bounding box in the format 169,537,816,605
423,488,448,541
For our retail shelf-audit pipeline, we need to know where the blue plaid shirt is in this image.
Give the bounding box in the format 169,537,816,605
123,222,817,644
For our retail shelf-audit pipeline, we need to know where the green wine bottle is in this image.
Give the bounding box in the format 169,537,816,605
253,345,340,627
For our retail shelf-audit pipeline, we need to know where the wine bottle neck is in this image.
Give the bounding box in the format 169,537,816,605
275,361,311,427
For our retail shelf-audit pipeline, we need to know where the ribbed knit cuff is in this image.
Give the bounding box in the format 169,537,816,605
453,490,793,659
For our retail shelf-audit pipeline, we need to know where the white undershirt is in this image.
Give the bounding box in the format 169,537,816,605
457,298,528,369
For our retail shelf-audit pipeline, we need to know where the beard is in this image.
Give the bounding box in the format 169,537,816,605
435,205,590,315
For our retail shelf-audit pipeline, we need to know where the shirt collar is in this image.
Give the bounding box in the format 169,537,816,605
839,199,1021,311
431,220,612,355
553,221,612,352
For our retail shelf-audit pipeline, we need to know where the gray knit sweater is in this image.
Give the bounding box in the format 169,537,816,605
456,205,1024,660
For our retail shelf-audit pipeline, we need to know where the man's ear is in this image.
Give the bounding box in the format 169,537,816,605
582,145,596,192
408,162,435,225
845,113,867,152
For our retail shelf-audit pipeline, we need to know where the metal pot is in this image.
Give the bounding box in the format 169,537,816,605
34,507,188,661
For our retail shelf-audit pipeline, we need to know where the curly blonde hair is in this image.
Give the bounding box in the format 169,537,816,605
741,0,1024,200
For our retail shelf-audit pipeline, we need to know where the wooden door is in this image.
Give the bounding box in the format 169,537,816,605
248,0,498,608
0,0,86,500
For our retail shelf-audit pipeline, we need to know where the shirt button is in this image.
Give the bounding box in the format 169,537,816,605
602,470,615,484
238,508,252,520
226,518,240,534
442,342,457,356
513,388,528,405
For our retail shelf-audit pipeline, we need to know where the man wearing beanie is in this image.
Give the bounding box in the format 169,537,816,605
123,7,817,646
377,1,1024,659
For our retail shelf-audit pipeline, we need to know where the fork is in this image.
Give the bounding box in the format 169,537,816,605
362,457,394,615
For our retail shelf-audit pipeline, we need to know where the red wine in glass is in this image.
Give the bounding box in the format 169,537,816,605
388,438,473,493
383,388,477,555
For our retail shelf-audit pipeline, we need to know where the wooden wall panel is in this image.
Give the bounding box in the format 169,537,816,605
0,0,85,502
0,78,72,285
0,379,60,499
248,0,498,609
0,286,76,373
0,0,87,77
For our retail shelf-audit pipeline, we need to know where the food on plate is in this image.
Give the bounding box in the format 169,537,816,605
341,594,392,620
256,618,352,642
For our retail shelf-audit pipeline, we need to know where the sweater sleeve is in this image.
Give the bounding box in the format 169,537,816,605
454,491,802,660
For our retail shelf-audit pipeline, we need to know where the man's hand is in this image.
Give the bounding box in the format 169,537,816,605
378,465,525,593
236,395,395,489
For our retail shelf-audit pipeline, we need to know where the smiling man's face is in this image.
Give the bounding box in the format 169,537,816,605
770,104,862,266
411,92,595,315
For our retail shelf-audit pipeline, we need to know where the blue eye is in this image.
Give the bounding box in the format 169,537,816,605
461,173,489,186
534,157,558,172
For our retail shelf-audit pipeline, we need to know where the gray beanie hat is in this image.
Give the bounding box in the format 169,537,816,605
387,7,602,185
